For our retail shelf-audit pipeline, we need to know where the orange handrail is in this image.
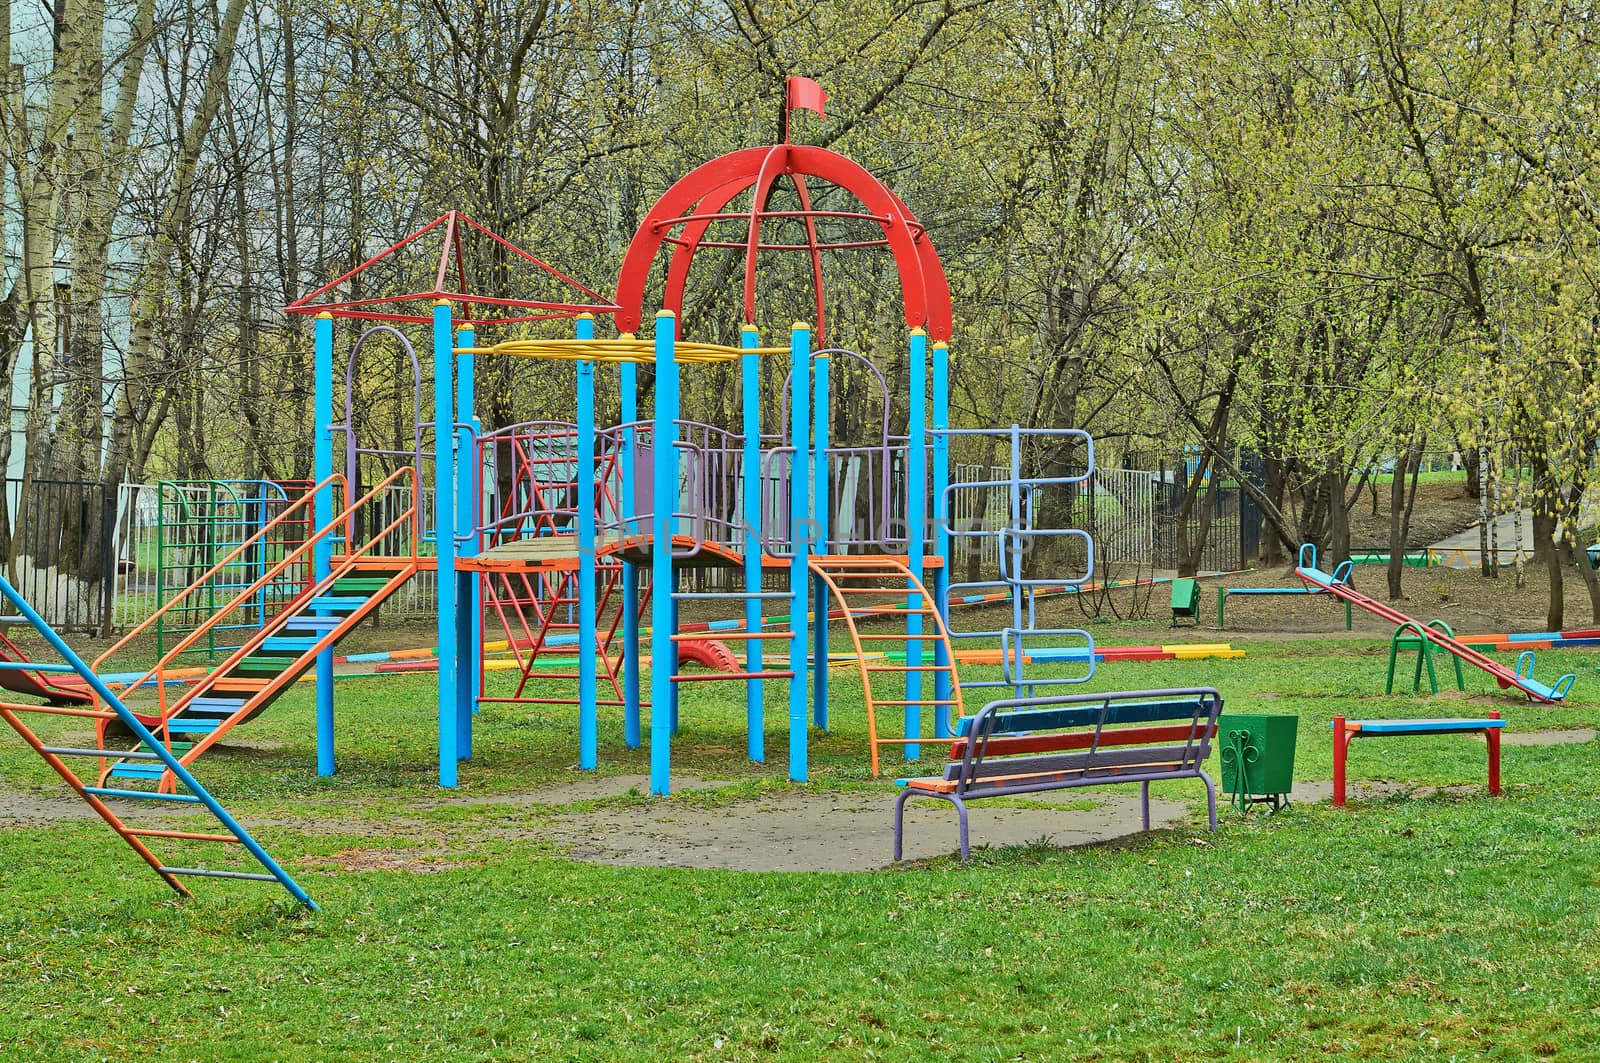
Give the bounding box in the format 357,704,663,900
93,475,346,674
144,469,421,773
808,556,965,775
101,468,416,721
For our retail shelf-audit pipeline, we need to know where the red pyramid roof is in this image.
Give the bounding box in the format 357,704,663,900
285,211,618,327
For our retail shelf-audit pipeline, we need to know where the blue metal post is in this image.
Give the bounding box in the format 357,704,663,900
812,350,830,729
620,357,641,749
740,326,764,762
904,328,927,761
313,312,335,776
1009,423,1025,695
455,322,477,761
787,323,812,782
433,300,459,787
649,310,678,795
932,339,952,736
576,314,598,769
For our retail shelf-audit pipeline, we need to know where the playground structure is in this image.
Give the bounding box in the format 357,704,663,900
1296,545,1575,702
3,94,1576,902
72,130,1102,798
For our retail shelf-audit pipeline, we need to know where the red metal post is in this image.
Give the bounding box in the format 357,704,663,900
1487,709,1502,795
1332,715,1347,807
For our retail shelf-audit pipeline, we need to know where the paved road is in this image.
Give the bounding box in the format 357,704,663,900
1428,508,1595,569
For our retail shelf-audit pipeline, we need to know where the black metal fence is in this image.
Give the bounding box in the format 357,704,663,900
1152,474,1262,573
1,478,118,632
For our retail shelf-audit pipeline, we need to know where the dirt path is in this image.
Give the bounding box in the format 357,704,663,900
536,786,1189,871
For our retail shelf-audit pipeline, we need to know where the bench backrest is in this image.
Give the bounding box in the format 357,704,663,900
946,687,1223,794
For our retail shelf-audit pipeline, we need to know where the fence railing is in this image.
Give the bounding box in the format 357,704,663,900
1,478,117,632
7,464,1171,631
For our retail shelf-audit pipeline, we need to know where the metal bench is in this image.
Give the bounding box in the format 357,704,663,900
893,687,1223,861
1218,560,1355,630
1332,713,1504,807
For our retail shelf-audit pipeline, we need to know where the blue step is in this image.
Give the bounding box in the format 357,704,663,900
109,761,170,780
165,715,225,734
307,596,369,612
81,786,201,803
263,636,320,652
285,616,342,631
185,697,246,716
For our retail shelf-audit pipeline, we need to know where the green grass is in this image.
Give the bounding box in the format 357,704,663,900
3,631,1599,1060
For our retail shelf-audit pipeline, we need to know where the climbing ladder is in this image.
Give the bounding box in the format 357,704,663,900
476,420,635,712
809,555,963,775
0,577,318,908
669,565,797,747
939,426,1098,699
94,469,421,791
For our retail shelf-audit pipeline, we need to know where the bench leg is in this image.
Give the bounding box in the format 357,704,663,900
1199,769,1217,831
1140,780,1151,831
892,788,914,861
1488,710,1502,796
953,796,970,862
893,790,971,862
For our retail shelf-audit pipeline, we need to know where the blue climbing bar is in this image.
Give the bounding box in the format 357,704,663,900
932,339,952,736
433,299,458,787
312,312,336,776
620,352,642,749
903,327,927,760
576,314,598,769
812,348,830,729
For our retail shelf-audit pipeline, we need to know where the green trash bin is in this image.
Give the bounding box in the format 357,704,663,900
1218,713,1298,812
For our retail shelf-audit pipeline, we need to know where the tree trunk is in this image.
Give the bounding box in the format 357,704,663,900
1325,463,1350,566
1260,455,1286,564
1531,478,1562,630
106,0,250,502
1386,431,1426,599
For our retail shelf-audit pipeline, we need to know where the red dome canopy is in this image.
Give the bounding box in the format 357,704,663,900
613,145,952,343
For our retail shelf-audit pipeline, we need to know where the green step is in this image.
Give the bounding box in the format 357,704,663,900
231,656,293,676
331,577,390,592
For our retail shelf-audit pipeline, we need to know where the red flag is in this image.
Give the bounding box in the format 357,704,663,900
786,76,828,120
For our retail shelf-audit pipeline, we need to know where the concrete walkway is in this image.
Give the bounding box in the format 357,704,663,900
1429,510,1540,569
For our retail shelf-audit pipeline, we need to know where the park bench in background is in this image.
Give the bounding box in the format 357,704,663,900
1218,560,1355,630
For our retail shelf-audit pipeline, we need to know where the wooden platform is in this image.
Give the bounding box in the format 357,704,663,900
455,534,764,572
